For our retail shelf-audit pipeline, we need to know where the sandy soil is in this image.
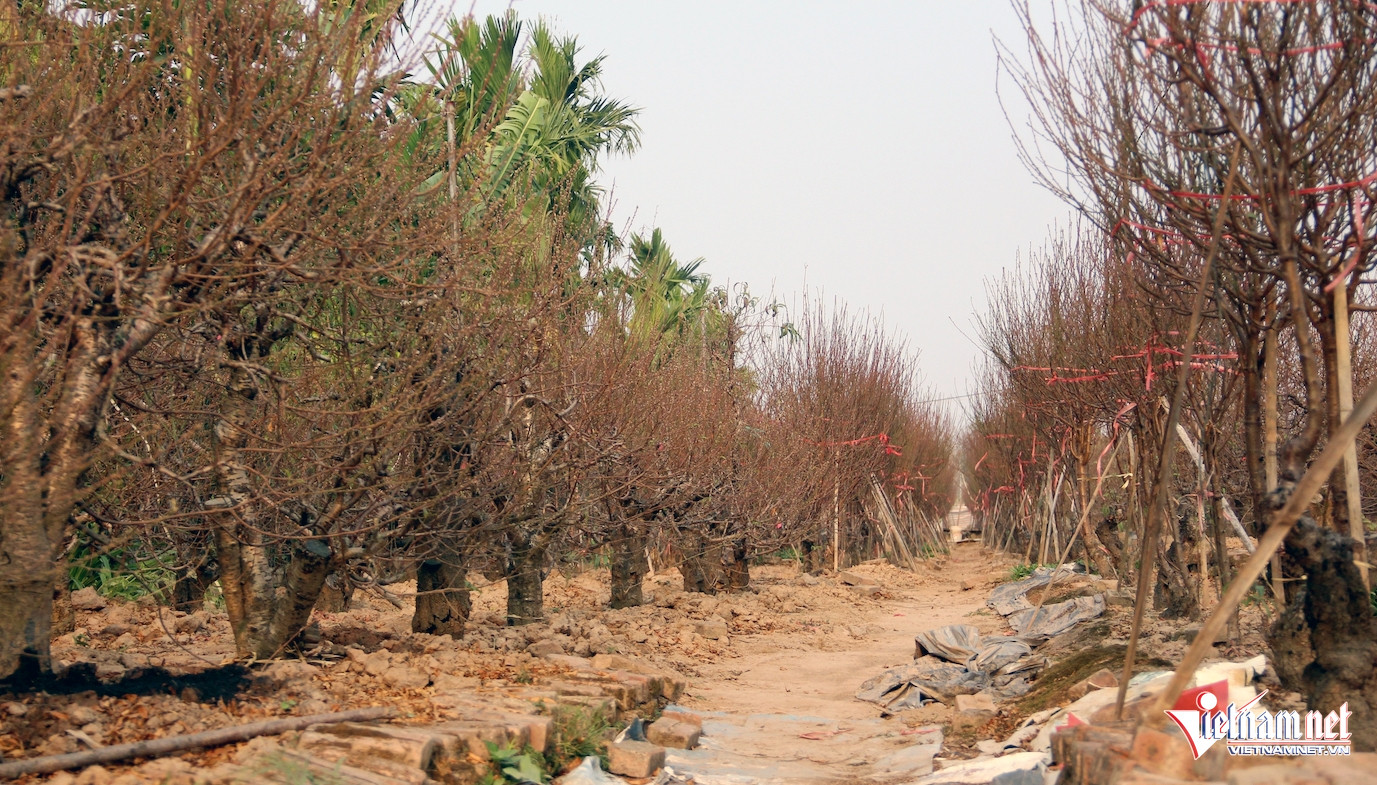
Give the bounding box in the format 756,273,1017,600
680,542,1019,723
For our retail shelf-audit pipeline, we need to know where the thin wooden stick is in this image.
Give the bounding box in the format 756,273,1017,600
1145,378,1377,723
0,706,397,778
1028,437,1126,618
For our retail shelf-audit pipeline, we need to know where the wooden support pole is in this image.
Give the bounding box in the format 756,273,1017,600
1263,302,1285,604
1334,279,1369,589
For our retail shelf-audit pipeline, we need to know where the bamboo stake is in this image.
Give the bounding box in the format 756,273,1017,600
1263,299,1285,605
1333,278,1369,589
833,449,841,572
1027,438,1125,618
871,476,920,572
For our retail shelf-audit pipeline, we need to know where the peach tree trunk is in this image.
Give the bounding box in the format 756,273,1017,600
679,521,720,594
0,326,109,680
609,522,648,609
412,554,471,637
505,533,546,626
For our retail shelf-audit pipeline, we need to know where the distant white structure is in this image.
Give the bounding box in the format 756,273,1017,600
946,502,975,543
945,474,977,542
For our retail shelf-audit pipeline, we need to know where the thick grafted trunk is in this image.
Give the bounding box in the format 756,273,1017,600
211,361,330,658
51,577,76,637
680,527,720,594
1154,511,1200,619
505,536,545,626
0,478,59,679
722,520,750,593
1093,515,1123,572
1267,518,1377,751
317,572,354,613
215,525,272,657
1,329,103,680
217,529,332,659
1320,319,1347,532
1076,470,1118,580
801,537,825,575
0,570,55,683
609,524,648,609
1,455,59,679
172,543,219,612
263,540,331,652
412,556,471,636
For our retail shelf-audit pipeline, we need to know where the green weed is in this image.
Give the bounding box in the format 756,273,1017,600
1009,563,1051,581
1242,582,1270,608
548,704,612,772
68,543,176,602
481,742,548,784
204,580,228,612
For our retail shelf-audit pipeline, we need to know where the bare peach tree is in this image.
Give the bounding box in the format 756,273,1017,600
0,0,462,676
1004,0,1377,743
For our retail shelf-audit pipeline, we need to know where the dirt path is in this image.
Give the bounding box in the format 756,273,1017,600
662,542,1022,783
683,542,1014,720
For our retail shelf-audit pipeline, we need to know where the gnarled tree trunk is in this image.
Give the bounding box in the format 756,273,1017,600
680,527,720,594
216,531,332,659
1154,514,1200,620
412,554,471,636
1267,518,1377,751
609,523,648,609
505,534,545,626
317,571,354,614
722,519,750,593
1,324,109,679
172,540,219,612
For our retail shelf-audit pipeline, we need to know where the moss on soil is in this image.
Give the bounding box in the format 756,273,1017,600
1013,644,1172,717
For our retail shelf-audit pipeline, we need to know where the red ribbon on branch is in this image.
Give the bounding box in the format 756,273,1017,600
807,432,902,456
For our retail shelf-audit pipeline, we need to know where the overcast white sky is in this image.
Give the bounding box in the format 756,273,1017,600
459,1,1070,418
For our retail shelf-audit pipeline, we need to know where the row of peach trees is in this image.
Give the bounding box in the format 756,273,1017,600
970,0,1377,745
0,1,953,680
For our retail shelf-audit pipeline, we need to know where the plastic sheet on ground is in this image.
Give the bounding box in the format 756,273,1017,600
985,565,1091,616
859,569,1106,712
986,567,1057,615
911,751,1049,785
649,767,693,785
555,756,628,785
614,717,647,743
988,674,1033,700
855,659,991,709
968,637,1032,672
914,624,983,664
1006,594,1105,640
